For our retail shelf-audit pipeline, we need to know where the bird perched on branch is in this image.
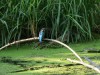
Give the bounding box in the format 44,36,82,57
39,28,45,43
34,28,46,49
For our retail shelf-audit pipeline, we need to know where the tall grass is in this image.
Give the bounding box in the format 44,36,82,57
0,0,100,46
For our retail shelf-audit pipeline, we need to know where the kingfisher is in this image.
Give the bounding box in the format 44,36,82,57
39,28,45,43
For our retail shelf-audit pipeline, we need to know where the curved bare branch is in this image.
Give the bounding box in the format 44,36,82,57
67,58,100,73
0,37,83,62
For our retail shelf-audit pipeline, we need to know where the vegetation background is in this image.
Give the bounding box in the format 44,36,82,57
0,0,100,75
0,0,100,46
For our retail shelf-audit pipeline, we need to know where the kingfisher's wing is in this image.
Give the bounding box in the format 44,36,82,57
39,31,44,42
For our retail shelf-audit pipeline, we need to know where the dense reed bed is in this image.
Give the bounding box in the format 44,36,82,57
0,0,100,46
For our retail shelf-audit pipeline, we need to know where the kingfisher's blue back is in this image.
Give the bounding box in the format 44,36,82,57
39,30,44,43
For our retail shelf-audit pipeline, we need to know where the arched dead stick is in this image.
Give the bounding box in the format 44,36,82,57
0,37,83,62
67,58,100,73
45,38,83,62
